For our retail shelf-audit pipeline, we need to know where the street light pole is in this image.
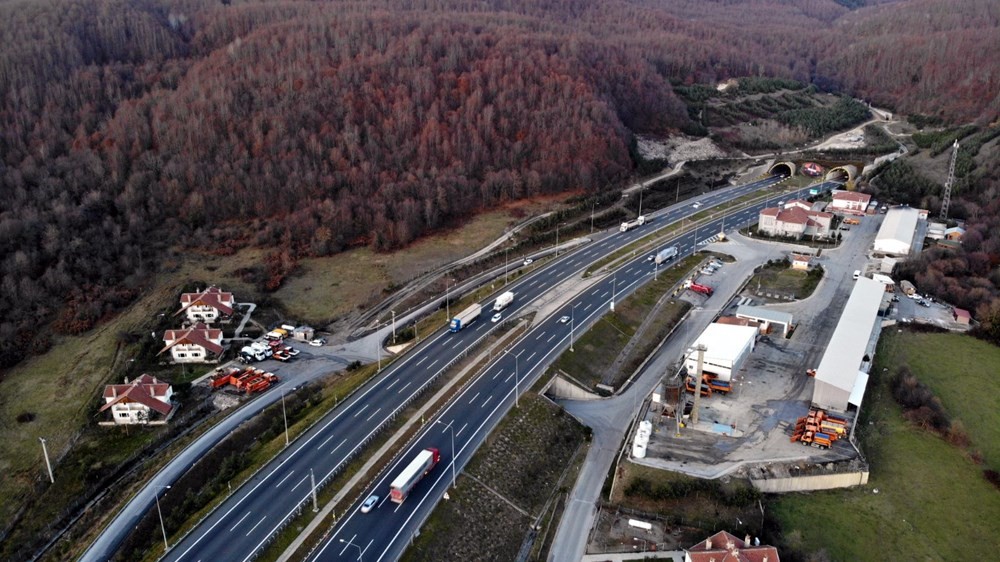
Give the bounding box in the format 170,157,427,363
503,349,525,408
570,303,580,353
282,391,289,446
504,245,509,286
555,222,561,256
590,201,595,234
155,485,171,553
38,437,54,484
391,310,396,344
339,538,363,561
435,420,457,489
445,280,452,321
611,272,617,312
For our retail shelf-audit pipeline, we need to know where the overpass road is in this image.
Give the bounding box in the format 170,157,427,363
83,174,801,562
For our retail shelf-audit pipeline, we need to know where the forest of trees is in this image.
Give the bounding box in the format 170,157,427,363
1,0,999,370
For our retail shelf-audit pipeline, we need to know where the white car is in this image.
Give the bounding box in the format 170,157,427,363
691,202,702,209
361,495,379,513
558,315,570,324
491,313,502,323
523,258,533,266
308,338,326,347
647,255,655,262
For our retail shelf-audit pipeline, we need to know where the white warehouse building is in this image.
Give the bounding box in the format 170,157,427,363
684,323,757,382
812,277,885,412
874,207,921,256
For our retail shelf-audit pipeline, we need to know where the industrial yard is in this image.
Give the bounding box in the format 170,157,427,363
629,214,880,481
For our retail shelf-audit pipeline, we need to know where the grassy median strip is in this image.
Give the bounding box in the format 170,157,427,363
551,255,699,391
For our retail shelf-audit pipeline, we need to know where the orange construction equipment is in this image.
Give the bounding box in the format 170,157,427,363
790,407,849,448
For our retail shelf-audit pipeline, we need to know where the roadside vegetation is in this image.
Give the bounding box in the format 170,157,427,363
745,258,825,301
402,394,588,562
550,255,698,391
770,330,1000,561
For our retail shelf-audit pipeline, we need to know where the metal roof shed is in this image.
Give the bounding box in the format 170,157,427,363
812,277,884,412
874,207,920,255
735,305,794,337
684,323,757,382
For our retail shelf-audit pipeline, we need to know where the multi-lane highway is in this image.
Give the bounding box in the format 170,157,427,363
84,174,799,561
308,180,839,561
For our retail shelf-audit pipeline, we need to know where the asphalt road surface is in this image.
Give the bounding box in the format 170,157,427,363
81,175,801,562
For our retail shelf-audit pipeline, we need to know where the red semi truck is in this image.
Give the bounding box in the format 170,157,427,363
389,448,440,503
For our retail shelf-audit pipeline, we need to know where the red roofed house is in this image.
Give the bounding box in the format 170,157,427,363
829,191,871,215
758,206,832,239
177,286,235,324
100,374,174,425
686,530,780,562
790,253,812,270
782,199,812,212
953,307,971,325
160,323,224,363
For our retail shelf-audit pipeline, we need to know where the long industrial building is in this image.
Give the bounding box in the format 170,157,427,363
684,323,757,382
812,277,885,412
874,207,921,255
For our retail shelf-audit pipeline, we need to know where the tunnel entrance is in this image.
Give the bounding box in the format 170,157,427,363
768,162,795,177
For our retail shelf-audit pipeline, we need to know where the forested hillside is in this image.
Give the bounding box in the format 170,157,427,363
1,0,998,370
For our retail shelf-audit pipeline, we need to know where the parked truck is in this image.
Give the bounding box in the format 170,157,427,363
389,447,440,503
240,341,273,362
688,282,714,297
654,246,679,265
620,215,646,233
449,303,482,332
493,291,515,312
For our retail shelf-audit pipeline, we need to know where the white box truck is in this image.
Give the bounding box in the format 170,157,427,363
493,291,514,312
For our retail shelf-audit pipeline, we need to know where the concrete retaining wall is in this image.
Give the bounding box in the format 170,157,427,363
546,375,601,400
751,470,868,493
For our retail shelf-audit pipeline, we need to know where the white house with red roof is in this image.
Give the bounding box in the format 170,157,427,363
685,530,780,562
829,191,871,215
176,286,235,324
99,374,174,425
159,322,224,363
758,204,832,239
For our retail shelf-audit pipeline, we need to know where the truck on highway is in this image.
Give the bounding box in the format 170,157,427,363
493,291,515,312
620,215,646,233
389,447,440,503
654,246,678,265
449,303,482,332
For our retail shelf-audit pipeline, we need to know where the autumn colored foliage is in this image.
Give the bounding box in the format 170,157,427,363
1,0,999,370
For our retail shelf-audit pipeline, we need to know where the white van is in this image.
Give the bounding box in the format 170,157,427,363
853,270,860,280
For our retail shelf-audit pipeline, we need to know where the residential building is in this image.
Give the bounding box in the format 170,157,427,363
160,322,224,363
945,226,965,241
790,253,812,270
757,205,833,239
177,286,235,324
686,530,780,562
99,374,173,425
829,191,871,215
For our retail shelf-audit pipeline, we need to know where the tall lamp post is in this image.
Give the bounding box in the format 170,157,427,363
154,485,171,553
339,538,363,561
503,348,525,408
435,419,457,489
445,280,453,321
570,303,580,352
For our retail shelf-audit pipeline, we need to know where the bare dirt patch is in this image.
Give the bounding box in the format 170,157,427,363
636,135,728,162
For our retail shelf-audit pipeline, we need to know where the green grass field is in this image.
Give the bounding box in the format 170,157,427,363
771,330,1000,560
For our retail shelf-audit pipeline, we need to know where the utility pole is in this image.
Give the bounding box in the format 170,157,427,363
39,437,54,483
391,310,396,344
590,201,595,234
154,486,171,553
445,280,452,321
504,245,509,285
555,222,560,256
